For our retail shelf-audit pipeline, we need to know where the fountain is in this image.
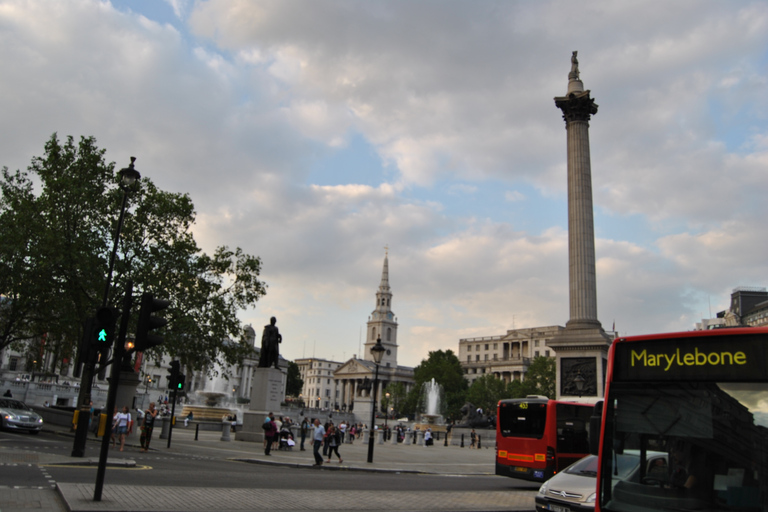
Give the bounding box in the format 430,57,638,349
179,367,241,425
415,378,445,431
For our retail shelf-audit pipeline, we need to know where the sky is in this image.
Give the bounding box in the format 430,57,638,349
1,0,767,368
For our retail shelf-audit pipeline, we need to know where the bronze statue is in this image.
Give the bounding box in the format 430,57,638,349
258,317,282,369
569,51,580,80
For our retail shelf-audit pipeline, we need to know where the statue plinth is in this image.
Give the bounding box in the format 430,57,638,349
235,367,285,443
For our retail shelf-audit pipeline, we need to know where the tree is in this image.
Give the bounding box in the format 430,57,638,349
466,373,509,414
409,349,468,420
0,134,267,374
385,381,406,418
285,361,303,397
514,356,556,398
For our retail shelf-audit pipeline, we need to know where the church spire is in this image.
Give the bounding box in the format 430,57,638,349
365,248,398,367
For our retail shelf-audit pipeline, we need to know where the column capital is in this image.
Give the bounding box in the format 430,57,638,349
555,90,598,123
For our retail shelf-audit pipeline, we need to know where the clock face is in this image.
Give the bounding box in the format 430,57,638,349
386,349,391,355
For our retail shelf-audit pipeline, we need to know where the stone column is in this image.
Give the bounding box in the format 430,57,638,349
550,52,612,400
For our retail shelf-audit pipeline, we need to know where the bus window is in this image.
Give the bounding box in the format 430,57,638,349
499,401,547,438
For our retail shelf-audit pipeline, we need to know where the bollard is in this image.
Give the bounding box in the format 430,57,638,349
444,433,448,447
159,416,170,440
416,430,424,446
478,435,481,449
436,431,440,441
404,431,412,445
377,429,384,445
220,420,231,441
461,433,464,448
195,423,200,441
391,430,398,445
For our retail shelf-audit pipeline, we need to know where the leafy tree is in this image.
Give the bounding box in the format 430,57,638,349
0,134,267,374
383,381,406,418
285,361,303,397
513,356,556,398
466,373,509,414
410,349,468,420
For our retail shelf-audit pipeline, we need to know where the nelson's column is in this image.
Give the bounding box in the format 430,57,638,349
548,52,612,400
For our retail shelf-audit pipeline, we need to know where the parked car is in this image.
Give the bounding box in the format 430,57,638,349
535,452,667,512
0,398,43,434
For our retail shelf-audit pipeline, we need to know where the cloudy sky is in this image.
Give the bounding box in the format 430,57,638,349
2,0,767,368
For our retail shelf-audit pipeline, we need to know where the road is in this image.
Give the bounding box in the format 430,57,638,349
1,429,539,511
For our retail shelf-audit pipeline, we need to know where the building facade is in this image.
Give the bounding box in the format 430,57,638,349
459,325,563,385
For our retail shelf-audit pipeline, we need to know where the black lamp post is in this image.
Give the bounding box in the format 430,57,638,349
72,158,139,458
384,392,390,429
367,335,386,463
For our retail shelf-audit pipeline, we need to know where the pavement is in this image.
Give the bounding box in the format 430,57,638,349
0,423,536,512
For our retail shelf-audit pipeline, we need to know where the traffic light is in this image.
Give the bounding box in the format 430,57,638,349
176,373,185,391
134,292,169,352
167,360,180,389
93,307,120,349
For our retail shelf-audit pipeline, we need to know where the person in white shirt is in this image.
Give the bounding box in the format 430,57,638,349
114,406,132,452
312,418,325,466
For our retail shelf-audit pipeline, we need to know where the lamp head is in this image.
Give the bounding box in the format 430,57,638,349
119,157,141,189
371,335,386,364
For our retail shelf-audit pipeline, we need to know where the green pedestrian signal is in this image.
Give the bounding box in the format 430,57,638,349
98,329,108,343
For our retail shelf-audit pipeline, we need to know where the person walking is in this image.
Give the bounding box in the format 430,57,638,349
312,418,325,466
470,428,477,449
264,413,277,456
114,406,132,452
140,402,158,452
326,424,342,463
300,417,309,451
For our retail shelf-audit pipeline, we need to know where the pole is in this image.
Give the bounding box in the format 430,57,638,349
167,388,177,448
94,280,133,501
366,363,380,463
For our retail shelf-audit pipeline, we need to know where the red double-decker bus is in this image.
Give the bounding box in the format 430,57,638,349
496,396,593,482
592,327,768,512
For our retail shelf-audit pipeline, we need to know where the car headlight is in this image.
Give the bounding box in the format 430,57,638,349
37,418,43,423
587,492,596,503
539,480,550,495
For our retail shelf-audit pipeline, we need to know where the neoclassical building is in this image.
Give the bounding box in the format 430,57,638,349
458,325,563,385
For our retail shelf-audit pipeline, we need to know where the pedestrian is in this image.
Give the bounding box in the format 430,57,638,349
300,417,309,451
424,428,433,447
140,402,158,452
322,420,332,457
110,407,119,447
470,428,477,449
263,412,277,456
2,389,11,397
339,420,347,444
312,418,325,466
114,406,132,452
326,424,343,463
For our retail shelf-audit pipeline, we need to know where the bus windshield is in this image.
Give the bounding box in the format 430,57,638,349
600,380,768,512
499,401,547,438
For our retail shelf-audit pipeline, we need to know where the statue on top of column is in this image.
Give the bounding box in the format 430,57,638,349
569,51,580,80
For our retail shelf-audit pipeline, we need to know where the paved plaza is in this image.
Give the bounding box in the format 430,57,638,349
1,424,536,512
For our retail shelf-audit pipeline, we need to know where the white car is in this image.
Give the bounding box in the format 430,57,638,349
536,452,667,512
0,399,43,434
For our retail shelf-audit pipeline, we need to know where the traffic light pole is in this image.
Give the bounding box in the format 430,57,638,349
94,280,133,502
167,388,177,448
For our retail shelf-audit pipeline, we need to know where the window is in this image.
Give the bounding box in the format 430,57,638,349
535,350,540,357
485,344,489,350
534,340,540,347
493,343,497,349
493,354,498,361
468,345,472,351
545,350,550,357
327,379,330,384
467,355,471,362
9,357,18,371
476,344,480,351
387,327,392,341
475,355,480,362
325,389,330,397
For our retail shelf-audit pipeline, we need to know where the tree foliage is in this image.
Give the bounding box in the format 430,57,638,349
0,134,267,374
285,361,303,397
466,373,509,414
508,356,556,399
408,349,468,420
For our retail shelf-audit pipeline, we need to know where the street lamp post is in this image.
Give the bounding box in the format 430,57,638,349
367,336,386,463
72,158,140,458
384,392,390,429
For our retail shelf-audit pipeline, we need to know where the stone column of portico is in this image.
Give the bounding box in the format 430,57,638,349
549,52,612,401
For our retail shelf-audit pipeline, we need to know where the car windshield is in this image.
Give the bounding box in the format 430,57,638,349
600,381,768,512
567,454,640,479
0,399,30,410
